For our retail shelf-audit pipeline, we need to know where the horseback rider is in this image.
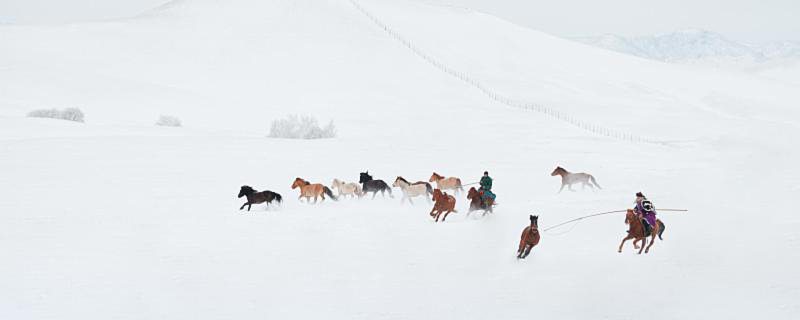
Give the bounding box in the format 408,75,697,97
633,192,657,235
479,171,496,205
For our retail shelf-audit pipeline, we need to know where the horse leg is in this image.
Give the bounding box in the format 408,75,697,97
558,183,565,193
407,196,414,205
371,191,377,200
240,202,248,210
442,210,452,222
637,237,646,254
645,234,656,253
247,203,252,211
523,245,533,258
517,240,526,258
633,238,641,249
618,236,631,253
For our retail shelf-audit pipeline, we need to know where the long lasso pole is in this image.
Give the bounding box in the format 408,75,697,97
542,208,688,232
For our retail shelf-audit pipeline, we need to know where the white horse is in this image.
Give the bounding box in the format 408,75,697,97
331,178,363,198
392,176,433,204
551,166,602,192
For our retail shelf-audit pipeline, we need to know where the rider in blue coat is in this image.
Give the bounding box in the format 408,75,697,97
479,171,496,204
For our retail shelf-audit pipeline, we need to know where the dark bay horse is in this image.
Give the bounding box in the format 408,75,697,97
238,185,282,211
430,189,456,222
618,209,665,254
467,187,494,216
359,171,393,199
517,215,540,259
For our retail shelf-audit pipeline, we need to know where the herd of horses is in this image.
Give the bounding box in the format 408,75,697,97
237,167,665,258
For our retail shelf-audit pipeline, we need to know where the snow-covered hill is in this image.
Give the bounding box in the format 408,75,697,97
573,29,800,63
573,29,800,84
1,0,798,319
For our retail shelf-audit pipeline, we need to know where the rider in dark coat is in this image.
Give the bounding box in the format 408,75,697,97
634,192,657,235
479,171,496,204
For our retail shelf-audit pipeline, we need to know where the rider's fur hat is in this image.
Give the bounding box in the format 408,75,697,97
636,192,645,198
484,171,488,175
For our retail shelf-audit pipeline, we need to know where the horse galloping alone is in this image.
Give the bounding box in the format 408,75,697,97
429,172,464,194
466,187,494,216
331,178,363,199
238,185,282,211
292,177,337,203
430,189,457,222
393,176,433,204
517,215,540,259
618,209,666,254
359,171,393,199
550,166,601,192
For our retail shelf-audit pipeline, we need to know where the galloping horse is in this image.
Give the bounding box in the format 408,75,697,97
392,176,433,204
618,209,666,254
466,187,493,216
238,185,282,211
429,172,463,194
517,215,540,259
359,171,393,199
331,178,363,198
291,177,337,203
430,189,457,222
550,166,601,192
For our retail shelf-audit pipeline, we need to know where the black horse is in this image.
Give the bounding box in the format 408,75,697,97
359,171,394,199
238,185,282,211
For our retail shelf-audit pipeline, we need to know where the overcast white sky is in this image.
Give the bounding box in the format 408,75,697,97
1,0,798,42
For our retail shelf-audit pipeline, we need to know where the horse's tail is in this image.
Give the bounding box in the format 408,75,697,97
323,186,338,201
274,192,283,203
425,182,433,195
590,175,602,189
456,178,464,191
657,220,665,240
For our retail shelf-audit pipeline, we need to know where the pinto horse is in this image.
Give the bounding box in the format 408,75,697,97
238,185,282,211
466,187,493,216
292,177,337,203
550,166,601,192
393,176,433,204
429,172,463,194
517,215,540,259
429,189,457,222
331,178,363,198
618,209,666,254
359,171,393,199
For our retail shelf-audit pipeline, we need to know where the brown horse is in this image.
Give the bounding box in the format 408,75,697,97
291,177,337,203
466,187,493,216
429,172,464,194
429,189,457,222
517,215,540,259
550,166,601,192
618,209,665,254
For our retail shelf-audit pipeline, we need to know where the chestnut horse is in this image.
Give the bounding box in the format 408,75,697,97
429,189,457,222
550,166,601,192
292,177,337,203
466,187,493,216
618,209,666,254
429,172,464,194
517,215,540,259
238,185,282,211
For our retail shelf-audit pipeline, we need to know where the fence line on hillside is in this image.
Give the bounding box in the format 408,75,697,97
348,0,665,145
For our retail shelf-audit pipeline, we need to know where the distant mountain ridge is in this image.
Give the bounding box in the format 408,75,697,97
573,29,800,63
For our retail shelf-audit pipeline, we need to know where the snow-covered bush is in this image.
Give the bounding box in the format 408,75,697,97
268,115,336,139
27,108,85,123
155,115,182,127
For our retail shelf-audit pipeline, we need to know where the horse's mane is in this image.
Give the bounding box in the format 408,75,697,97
241,185,255,192
396,176,410,184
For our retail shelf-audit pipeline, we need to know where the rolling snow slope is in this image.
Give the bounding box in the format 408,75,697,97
1,0,799,319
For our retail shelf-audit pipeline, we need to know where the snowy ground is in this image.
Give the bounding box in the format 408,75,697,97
1,0,799,319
